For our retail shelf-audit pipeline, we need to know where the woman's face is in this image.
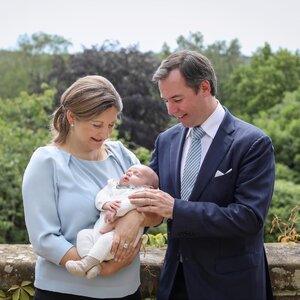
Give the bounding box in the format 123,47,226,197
71,106,118,151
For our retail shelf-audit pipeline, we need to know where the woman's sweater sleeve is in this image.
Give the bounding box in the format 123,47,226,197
22,148,73,265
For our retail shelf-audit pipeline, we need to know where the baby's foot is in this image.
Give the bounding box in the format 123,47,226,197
86,265,101,279
65,260,86,277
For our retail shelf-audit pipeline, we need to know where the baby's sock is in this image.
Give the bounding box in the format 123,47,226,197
86,264,101,279
65,256,99,277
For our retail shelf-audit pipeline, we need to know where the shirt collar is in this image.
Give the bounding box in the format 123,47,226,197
185,101,225,139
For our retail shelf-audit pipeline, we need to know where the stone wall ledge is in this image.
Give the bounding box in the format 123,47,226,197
0,243,300,299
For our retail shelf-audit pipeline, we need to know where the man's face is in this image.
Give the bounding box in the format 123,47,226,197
159,68,207,128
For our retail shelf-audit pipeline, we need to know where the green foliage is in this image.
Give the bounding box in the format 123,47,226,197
253,87,300,181
0,50,31,99
147,222,167,236
142,233,167,248
168,31,246,102
208,41,247,101
175,31,205,52
275,163,298,182
17,32,71,55
110,121,152,165
132,147,152,165
157,42,171,60
0,87,54,242
224,43,300,118
0,32,71,99
0,281,34,300
265,180,300,242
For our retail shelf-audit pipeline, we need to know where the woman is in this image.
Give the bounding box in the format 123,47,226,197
22,75,160,299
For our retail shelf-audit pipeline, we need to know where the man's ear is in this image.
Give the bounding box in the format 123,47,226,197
200,80,211,95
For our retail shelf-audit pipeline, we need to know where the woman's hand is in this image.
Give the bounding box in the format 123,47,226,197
100,239,142,275
100,207,162,262
110,210,144,262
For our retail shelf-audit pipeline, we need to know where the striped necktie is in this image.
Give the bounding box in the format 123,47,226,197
181,126,206,200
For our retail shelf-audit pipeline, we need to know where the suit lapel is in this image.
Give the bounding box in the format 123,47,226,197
189,110,235,201
169,125,188,198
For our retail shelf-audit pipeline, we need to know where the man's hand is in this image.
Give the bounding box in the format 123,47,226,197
129,188,175,219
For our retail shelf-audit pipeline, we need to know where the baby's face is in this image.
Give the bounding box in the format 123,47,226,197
119,165,150,186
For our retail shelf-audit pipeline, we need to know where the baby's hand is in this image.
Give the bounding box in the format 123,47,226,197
103,200,121,212
105,210,117,223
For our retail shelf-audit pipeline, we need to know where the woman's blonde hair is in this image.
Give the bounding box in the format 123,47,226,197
50,75,123,144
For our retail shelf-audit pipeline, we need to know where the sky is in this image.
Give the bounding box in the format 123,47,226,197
1,0,299,56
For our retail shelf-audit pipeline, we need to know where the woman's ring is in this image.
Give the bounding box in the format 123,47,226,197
123,243,129,249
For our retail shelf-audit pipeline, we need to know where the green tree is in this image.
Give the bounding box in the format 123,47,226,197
0,50,31,98
253,87,300,181
205,38,245,101
221,46,300,241
157,42,171,60
224,43,300,119
17,32,72,95
0,32,71,99
165,31,246,102
0,86,54,242
17,32,72,55
175,31,205,52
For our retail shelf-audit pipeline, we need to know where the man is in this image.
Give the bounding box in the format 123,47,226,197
130,50,275,300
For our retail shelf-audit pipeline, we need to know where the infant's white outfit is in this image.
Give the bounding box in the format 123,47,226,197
66,179,145,278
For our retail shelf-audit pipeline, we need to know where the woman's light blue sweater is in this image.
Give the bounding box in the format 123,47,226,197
22,141,140,298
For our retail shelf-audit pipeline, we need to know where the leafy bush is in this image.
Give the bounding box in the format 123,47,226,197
0,281,34,300
270,206,299,243
265,179,300,242
0,88,54,242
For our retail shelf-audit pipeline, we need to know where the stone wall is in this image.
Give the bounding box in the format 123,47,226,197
1,243,300,299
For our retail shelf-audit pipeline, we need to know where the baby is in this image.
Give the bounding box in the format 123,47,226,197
65,164,159,279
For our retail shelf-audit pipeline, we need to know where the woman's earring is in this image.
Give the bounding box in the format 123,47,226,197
71,123,74,128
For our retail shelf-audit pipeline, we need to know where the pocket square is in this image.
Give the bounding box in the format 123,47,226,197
214,170,224,177
214,168,232,178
